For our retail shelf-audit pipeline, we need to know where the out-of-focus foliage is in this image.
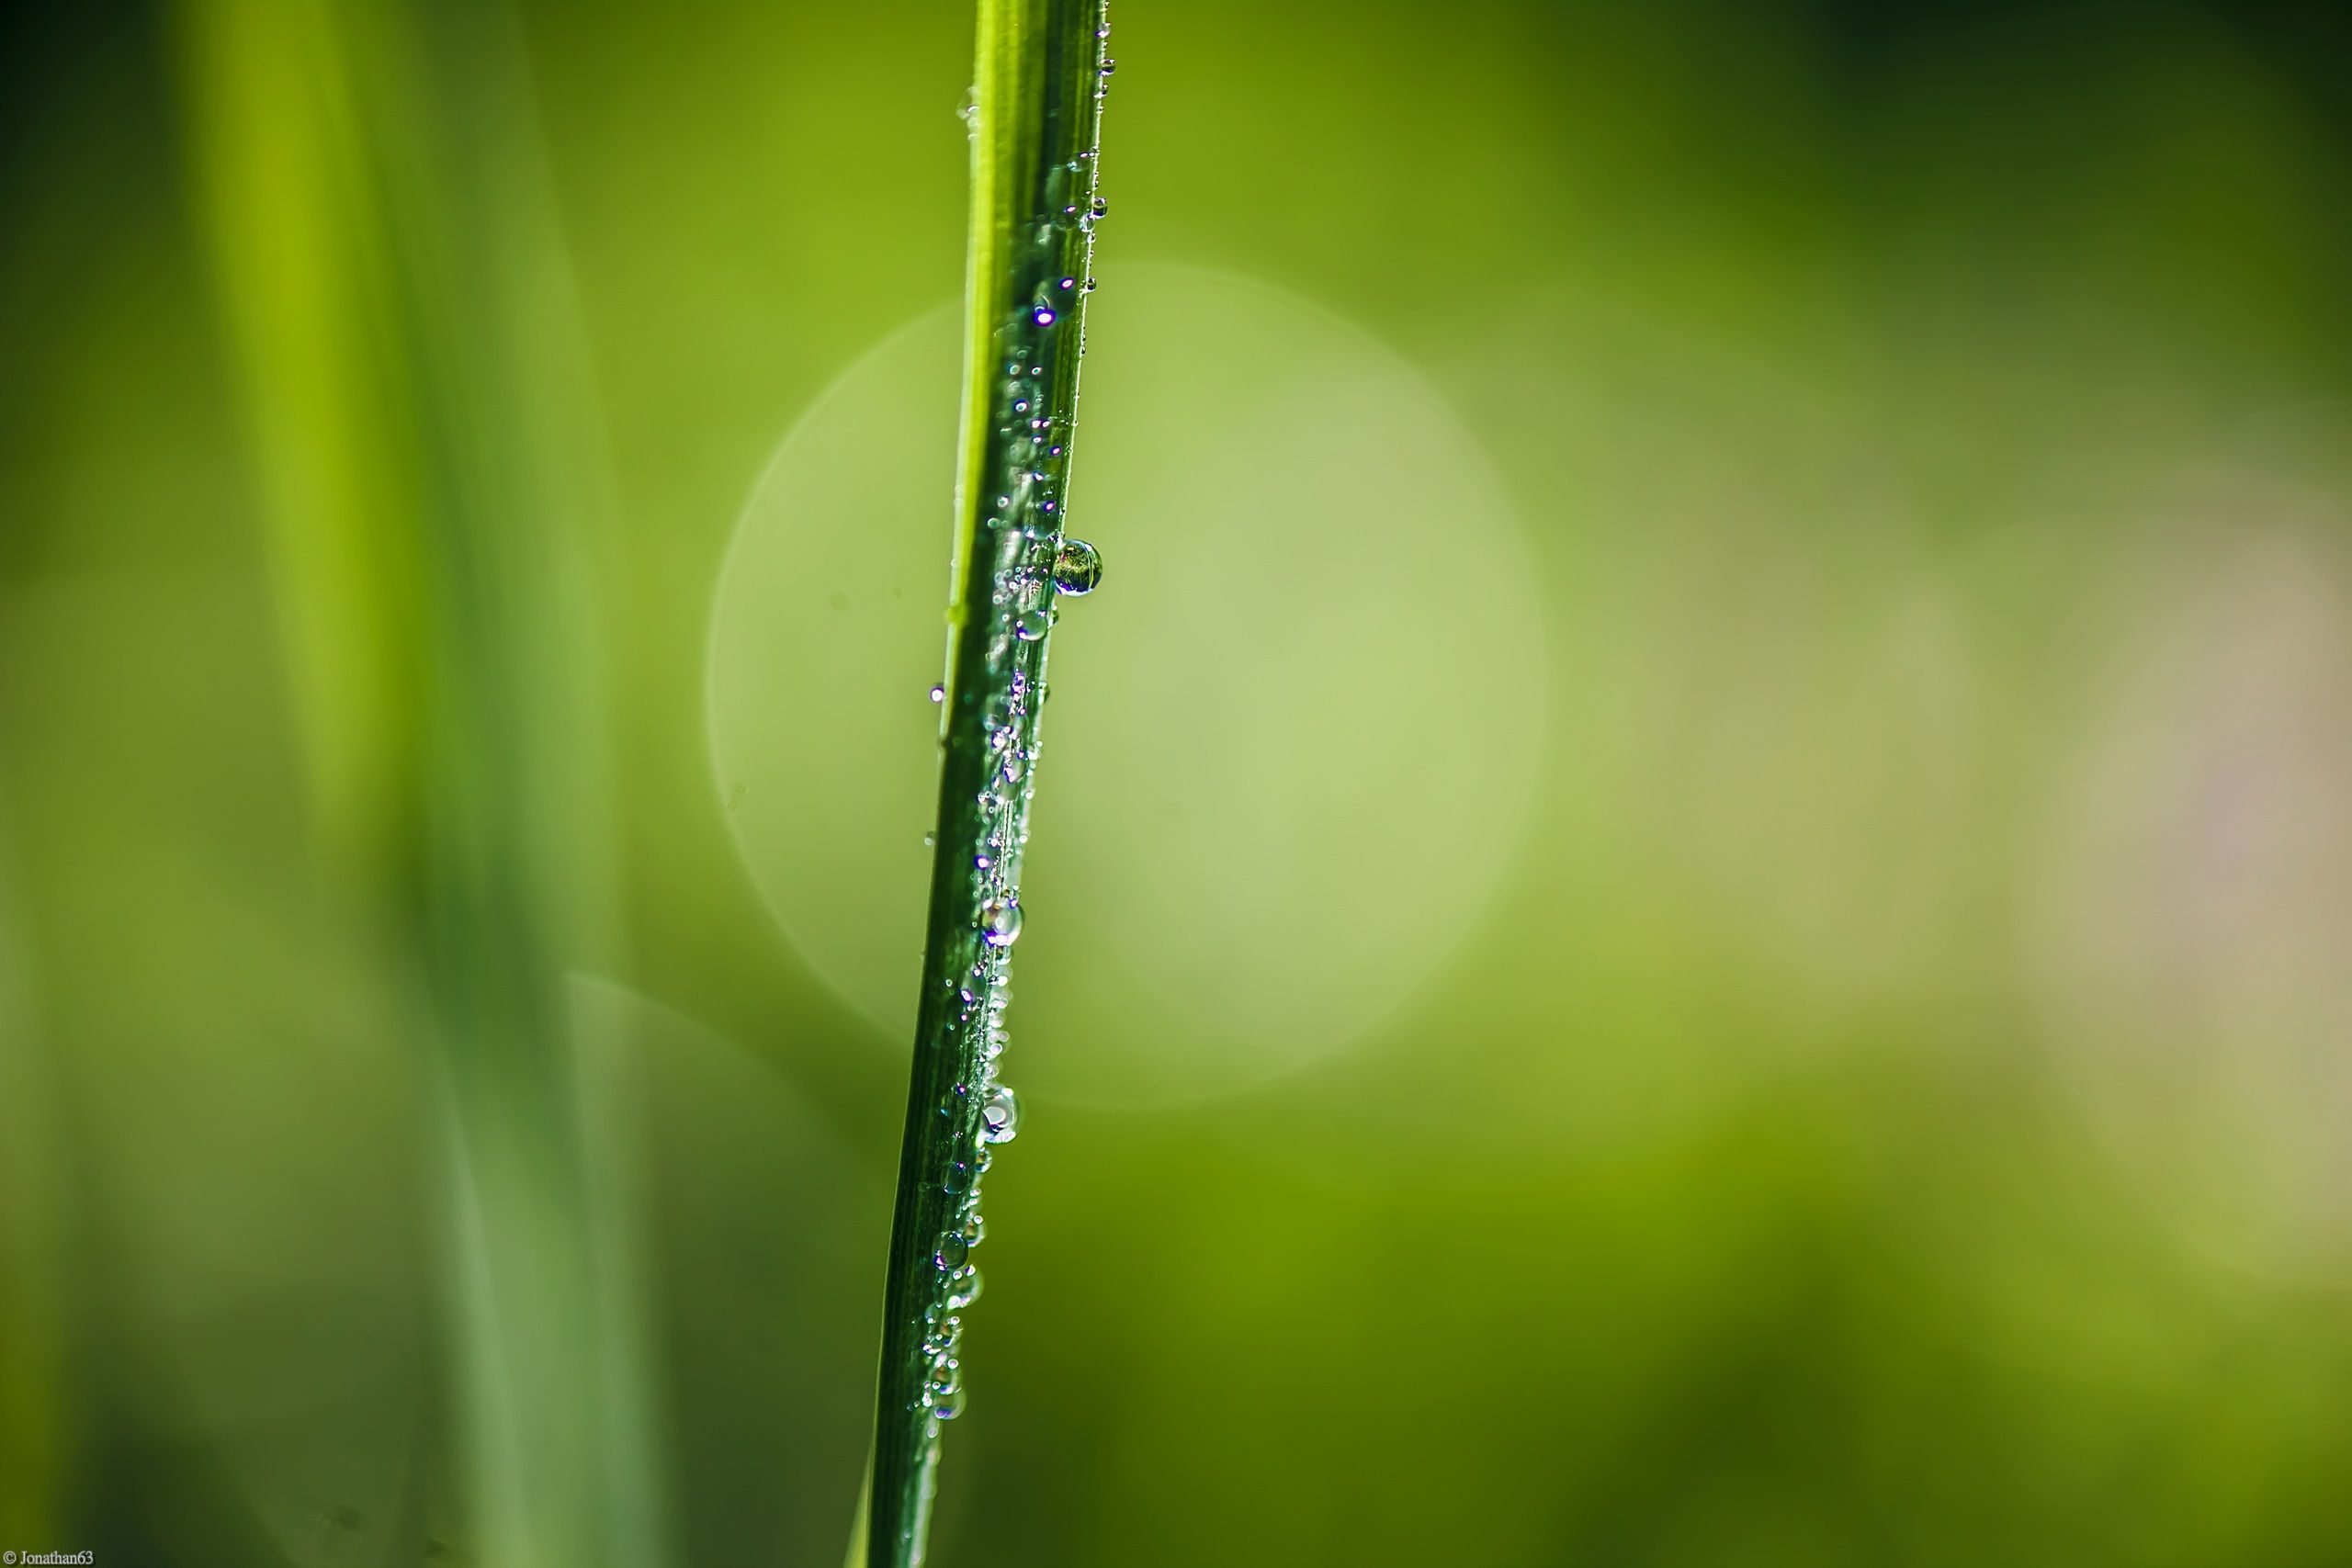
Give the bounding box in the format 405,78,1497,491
5,2,2352,1564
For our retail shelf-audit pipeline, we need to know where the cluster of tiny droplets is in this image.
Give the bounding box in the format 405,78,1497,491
909,14,1114,1492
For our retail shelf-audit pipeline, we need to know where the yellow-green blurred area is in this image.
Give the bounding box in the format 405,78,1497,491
8,0,2352,1562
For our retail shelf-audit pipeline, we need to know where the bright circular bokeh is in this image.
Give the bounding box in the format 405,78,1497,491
2026,471,2352,1278
708,265,1546,1103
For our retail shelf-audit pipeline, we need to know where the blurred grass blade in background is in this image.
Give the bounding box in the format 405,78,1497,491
0,824,68,1551
865,1,1112,1562
174,4,660,1565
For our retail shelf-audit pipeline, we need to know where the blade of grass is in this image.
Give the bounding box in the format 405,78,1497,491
174,6,660,1564
0,826,67,1547
863,3,1113,1562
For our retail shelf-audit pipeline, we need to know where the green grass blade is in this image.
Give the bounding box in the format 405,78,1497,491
864,2,1113,1562
174,6,659,1563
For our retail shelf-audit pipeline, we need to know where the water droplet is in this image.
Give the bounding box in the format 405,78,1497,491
978,897,1023,947
929,683,945,703
922,830,936,849
1050,537,1102,595
1034,307,1057,326
929,1370,967,1420
946,1265,983,1309
1090,197,1108,220
962,1210,987,1247
934,1233,970,1271
1015,609,1050,641
923,1314,963,1359
943,1160,974,1195
981,1085,1022,1144
1101,58,1116,76
1057,276,1077,290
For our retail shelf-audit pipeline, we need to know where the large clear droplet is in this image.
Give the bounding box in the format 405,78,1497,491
980,1085,1022,1145
979,897,1023,947
1014,608,1050,641
934,1232,970,1272
1050,537,1102,595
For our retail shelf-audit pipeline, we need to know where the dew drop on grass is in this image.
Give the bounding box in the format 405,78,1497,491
979,897,1023,947
926,1352,966,1418
935,1232,970,1271
1050,537,1102,595
1015,609,1051,641
980,1085,1022,1144
946,1265,983,1310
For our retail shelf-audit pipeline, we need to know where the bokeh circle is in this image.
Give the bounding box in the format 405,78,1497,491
709,265,1546,1103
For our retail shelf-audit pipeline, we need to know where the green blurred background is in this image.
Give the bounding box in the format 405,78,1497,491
7,2,2352,1563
